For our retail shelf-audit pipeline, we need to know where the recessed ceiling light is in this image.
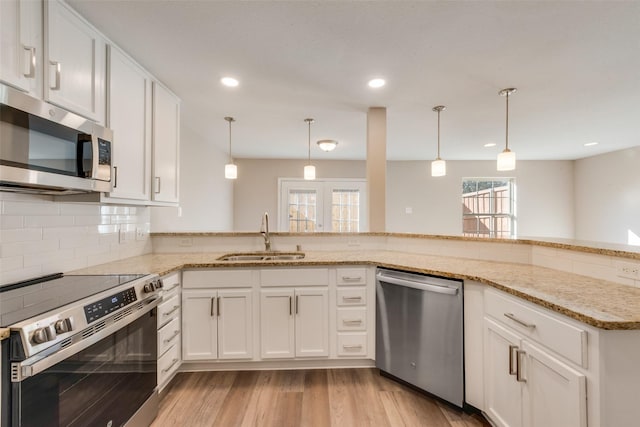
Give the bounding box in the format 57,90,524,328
584,142,598,147
221,77,239,87
368,78,386,88
484,143,497,148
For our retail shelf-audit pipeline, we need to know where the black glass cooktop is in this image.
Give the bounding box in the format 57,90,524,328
0,273,146,327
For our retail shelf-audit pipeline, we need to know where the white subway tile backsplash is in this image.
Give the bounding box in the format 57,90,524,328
23,249,75,267
1,215,24,229
59,204,101,216
0,240,59,258
0,228,42,243
2,200,59,215
0,255,23,271
24,215,75,228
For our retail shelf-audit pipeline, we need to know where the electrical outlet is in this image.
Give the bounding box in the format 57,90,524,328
347,237,360,247
179,238,193,247
616,261,640,280
135,227,147,241
119,228,127,244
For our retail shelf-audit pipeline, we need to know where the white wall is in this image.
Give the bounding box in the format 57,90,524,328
386,160,575,238
574,146,640,245
151,125,233,231
233,159,366,231
0,193,151,286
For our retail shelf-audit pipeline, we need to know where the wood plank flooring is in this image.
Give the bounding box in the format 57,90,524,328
152,369,490,427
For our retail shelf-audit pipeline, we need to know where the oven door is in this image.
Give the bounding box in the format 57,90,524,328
10,306,157,427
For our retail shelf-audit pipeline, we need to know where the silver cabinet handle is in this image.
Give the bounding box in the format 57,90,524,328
342,344,363,349
295,295,299,314
163,305,180,317
342,296,362,302
210,297,215,317
49,60,61,90
504,313,536,329
289,296,292,316
508,345,518,375
163,330,180,344
23,46,36,78
341,276,362,282
154,176,161,194
516,350,527,382
113,166,118,188
162,358,179,373
343,319,363,325
217,296,220,317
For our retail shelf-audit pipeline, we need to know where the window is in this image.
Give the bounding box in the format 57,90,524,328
279,179,367,232
462,178,516,238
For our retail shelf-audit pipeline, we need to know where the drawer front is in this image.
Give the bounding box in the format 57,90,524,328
161,272,181,293
183,269,259,288
158,294,181,327
158,316,181,356
485,289,587,367
158,342,181,387
261,268,329,287
337,333,367,357
337,288,366,306
337,307,367,331
337,268,367,286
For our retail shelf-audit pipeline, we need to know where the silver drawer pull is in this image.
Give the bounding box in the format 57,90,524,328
343,344,363,349
162,358,179,373
342,296,362,302
343,319,363,325
163,330,180,344
504,313,536,329
163,305,180,316
341,276,362,282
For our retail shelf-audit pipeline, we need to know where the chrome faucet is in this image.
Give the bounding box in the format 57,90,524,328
260,212,271,252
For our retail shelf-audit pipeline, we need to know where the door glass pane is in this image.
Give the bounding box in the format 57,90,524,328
331,189,360,232
288,190,317,232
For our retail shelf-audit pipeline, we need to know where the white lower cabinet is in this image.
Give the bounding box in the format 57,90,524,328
260,288,329,358
182,289,253,360
157,272,181,391
483,289,588,427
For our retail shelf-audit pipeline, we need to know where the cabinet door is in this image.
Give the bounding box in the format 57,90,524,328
106,45,151,201
484,318,523,427
182,290,217,360
152,82,180,203
295,288,329,357
218,289,253,360
0,0,42,95
45,0,105,122
260,289,295,359
522,341,587,427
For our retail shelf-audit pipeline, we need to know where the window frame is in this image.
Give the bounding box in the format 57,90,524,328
462,177,517,238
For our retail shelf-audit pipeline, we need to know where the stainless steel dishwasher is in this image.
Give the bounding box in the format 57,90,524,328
376,268,464,408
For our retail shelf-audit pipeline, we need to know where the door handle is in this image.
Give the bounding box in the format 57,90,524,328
289,296,292,316
295,295,299,315
113,166,118,188
49,61,61,90
154,176,161,194
210,297,215,317
23,46,36,78
516,350,527,382
217,296,220,317
508,345,518,375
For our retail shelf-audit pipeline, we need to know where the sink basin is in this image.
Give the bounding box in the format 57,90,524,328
217,252,305,262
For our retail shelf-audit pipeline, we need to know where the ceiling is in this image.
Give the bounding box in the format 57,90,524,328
68,0,640,161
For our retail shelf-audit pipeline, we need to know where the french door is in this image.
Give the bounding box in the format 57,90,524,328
278,179,367,232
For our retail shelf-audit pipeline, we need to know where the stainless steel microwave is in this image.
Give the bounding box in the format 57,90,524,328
0,83,113,195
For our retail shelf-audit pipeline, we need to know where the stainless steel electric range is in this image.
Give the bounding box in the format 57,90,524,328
0,273,163,427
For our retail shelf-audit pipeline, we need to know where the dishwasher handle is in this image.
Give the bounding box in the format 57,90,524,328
376,272,459,295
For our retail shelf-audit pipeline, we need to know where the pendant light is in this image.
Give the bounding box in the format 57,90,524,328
224,116,237,179
304,118,316,180
317,139,338,152
431,105,446,177
497,88,517,171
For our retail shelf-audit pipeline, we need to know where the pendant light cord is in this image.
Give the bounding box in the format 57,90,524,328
437,109,441,159
228,120,232,160
505,92,510,151
307,120,311,165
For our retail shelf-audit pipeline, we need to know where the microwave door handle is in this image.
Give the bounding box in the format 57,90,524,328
91,135,100,180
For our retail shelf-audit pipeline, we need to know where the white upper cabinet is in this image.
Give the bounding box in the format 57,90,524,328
0,0,42,96
45,0,105,123
152,82,180,204
106,45,151,201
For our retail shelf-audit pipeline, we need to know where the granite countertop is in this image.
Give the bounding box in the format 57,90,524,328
71,250,640,331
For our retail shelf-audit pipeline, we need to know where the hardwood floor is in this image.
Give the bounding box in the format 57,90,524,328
152,369,490,427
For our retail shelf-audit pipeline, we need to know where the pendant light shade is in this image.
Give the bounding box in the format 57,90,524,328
304,118,316,180
224,116,237,180
317,139,338,152
431,105,447,177
497,88,517,171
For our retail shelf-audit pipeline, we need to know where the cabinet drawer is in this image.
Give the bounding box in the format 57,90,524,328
183,269,258,288
337,268,367,286
337,307,367,331
337,333,367,356
161,272,181,293
158,342,181,387
158,294,181,327
337,288,366,306
261,268,329,287
158,316,181,356
485,289,587,367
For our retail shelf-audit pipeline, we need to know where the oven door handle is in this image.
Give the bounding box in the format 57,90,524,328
11,296,160,382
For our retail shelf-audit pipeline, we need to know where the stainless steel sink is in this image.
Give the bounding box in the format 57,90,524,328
217,252,305,261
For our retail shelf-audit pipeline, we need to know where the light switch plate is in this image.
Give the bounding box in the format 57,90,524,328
616,261,640,280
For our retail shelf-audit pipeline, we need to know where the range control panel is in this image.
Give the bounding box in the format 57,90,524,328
84,287,137,323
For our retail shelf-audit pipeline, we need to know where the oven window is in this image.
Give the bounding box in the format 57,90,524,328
13,310,157,427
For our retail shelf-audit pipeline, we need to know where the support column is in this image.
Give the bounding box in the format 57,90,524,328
366,107,386,232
